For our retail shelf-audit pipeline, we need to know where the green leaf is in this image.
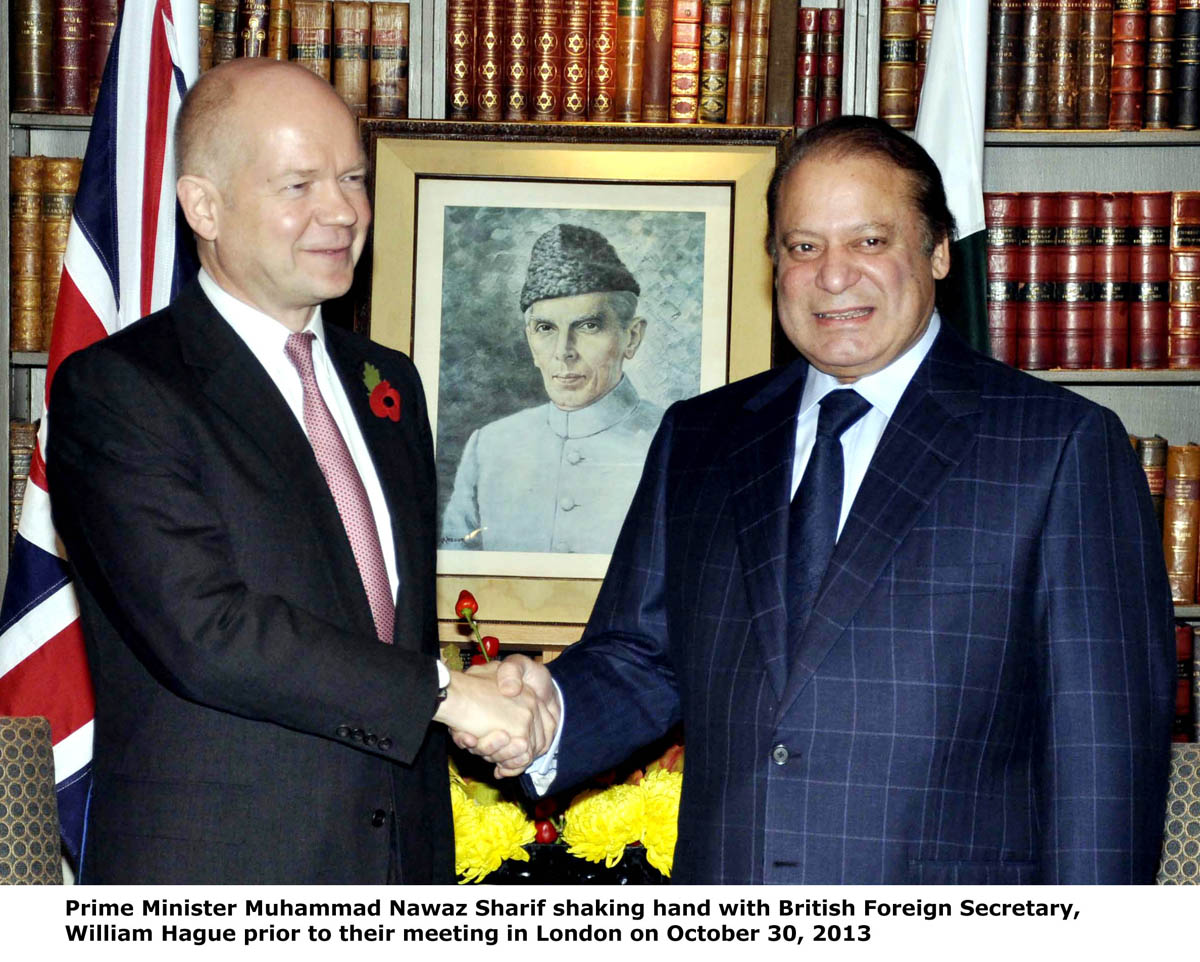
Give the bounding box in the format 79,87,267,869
362,362,382,392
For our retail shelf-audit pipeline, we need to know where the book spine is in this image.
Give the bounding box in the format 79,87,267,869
590,0,619,120
1055,191,1097,368
213,0,240,66
370,2,410,117
13,0,55,112
40,157,81,350
641,0,674,120
332,0,370,116
1169,190,1200,367
505,0,533,120
879,0,919,129
532,0,565,121
670,0,702,122
89,0,118,109
1193,625,1200,742
1174,621,1195,740
1172,0,1200,128
9,422,38,546
447,0,476,119
699,0,731,123
1137,433,1168,529
475,0,506,121
1130,190,1172,366
240,0,270,56
561,0,590,120
744,0,769,123
987,0,1027,128
10,156,45,353
794,7,819,129
268,0,293,59
818,7,844,122
1109,0,1149,129
1093,191,1132,367
1019,191,1060,369
1162,444,1200,603
1047,1,1084,128
724,0,750,124
1077,0,1115,129
915,1,936,115
616,0,648,121
1145,0,1175,128
198,0,216,71
54,0,90,114
763,0,796,125
290,0,333,81
1015,0,1053,128
985,191,1023,367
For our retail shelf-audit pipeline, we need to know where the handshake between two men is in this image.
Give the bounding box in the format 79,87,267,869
434,656,560,778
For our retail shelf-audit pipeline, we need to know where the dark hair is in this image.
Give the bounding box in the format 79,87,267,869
765,115,956,260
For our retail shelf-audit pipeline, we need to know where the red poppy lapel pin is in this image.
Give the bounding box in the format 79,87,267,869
363,362,402,422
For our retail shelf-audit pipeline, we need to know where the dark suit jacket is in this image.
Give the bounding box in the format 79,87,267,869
547,325,1175,884
47,281,453,883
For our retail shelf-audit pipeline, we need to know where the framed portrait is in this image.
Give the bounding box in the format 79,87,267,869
362,121,789,648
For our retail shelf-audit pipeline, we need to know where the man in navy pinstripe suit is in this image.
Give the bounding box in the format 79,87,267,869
463,116,1176,884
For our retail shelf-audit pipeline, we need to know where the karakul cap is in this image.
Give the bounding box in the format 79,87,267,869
519,224,640,312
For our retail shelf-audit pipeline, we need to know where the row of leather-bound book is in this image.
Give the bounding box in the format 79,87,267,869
984,189,1200,371
9,0,119,114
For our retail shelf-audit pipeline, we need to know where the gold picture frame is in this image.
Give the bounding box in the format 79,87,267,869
361,121,789,652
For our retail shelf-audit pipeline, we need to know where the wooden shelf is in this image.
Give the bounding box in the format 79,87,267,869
1176,606,1200,619
10,352,48,366
10,113,92,130
986,130,1200,148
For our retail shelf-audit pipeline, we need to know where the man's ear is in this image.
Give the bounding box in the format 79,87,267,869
177,175,221,242
623,318,647,359
930,235,951,280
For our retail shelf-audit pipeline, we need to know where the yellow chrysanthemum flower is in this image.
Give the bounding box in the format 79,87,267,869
562,784,645,868
450,777,535,883
639,769,682,878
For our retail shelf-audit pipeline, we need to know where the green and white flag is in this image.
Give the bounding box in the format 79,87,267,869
914,0,990,355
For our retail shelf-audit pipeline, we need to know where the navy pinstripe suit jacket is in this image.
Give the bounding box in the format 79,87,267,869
547,324,1175,884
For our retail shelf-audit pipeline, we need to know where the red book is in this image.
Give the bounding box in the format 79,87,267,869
985,192,1022,367
616,0,648,121
725,0,749,123
1056,192,1097,369
1093,192,1132,368
447,0,476,119
1169,190,1200,368
819,6,844,122
794,7,818,129
698,0,731,123
669,0,702,122
1018,192,1060,370
55,0,90,113
88,0,119,112
1109,0,1149,130
641,0,674,121
504,0,533,121
561,0,590,120
1173,622,1194,742
1130,191,1171,368
474,0,505,121
744,0,769,123
590,0,619,120
531,0,564,121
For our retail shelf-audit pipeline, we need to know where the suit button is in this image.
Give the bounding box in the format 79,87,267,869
336,726,350,738
378,737,392,750
364,732,378,746
351,728,364,741
371,809,387,828
771,743,790,766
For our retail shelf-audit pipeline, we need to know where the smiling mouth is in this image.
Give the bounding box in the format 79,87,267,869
814,308,872,320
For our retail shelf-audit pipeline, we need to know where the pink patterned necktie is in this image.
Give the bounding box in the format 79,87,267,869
284,331,395,644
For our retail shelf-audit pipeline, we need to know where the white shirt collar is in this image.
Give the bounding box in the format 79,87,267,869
198,268,327,354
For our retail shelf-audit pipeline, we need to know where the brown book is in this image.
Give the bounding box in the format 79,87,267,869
213,0,240,66
1131,190,1172,367
198,0,216,70
89,0,119,108
1055,192,1096,368
744,0,769,122
1047,1,1083,127
642,0,674,120
699,0,731,123
670,0,702,122
1163,444,1200,603
590,0,619,120
40,157,82,351
1174,621,1195,741
1077,1,1114,128
616,0,648,121
724,0,749,123
268,0,293,59
1136,434,1168,529
1169,190,1200,367
10,156,45,354
562,0,590,120
13,0,55,112
985,191,1023,367
880,0,919,129
1093,191,1132,367
369,2,409,117
1019,191,1060,369
1015,0,1054,128
54,0,90,114
240,0,270,55
447,0,476,119
532,0,565,121
916,1,936,115
332,1,369,116
1173,0,1200,128
794,7,819,129
1145,0,1175,128
9,422,38,545
819,6,844,122
763,0,795,125
505,0,533,120
1109,0,1149,129
476,0,506,121
987,0,1027,128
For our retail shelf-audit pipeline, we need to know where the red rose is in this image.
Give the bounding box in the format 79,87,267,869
369,381,402,421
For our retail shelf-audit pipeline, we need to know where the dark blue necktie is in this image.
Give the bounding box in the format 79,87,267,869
787,388,872,641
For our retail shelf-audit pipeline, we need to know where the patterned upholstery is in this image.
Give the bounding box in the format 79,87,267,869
0,716,63,884
1158,743,1200,884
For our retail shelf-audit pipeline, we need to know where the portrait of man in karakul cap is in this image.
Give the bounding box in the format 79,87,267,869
441,223,665,554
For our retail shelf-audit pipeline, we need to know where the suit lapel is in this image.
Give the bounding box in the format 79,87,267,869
777,328,983,721
728,360,808,701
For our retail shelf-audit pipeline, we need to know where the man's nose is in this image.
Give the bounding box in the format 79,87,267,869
814,247,859,294
316,181,359,226
554,329,578,359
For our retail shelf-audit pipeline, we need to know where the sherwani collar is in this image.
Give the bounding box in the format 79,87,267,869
545,376,641,439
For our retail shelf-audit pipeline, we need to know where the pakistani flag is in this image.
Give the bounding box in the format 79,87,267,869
914,0,989,355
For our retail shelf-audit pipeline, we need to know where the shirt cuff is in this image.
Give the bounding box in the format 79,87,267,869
435,659,450,691
525,678,565,796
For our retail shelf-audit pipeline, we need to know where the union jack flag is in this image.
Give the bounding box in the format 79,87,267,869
0,0,199,869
